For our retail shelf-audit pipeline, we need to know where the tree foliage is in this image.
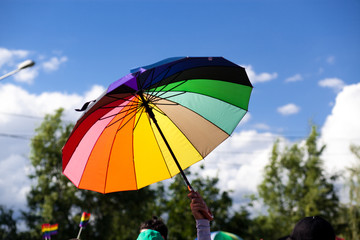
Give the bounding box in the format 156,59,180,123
348,144,360,239
0,205,17,240
165,167,233,240
24,108,78,239
340,144,360,240
20,108,234,240
255,126,340,238
23,108,162,240
4,109,355,239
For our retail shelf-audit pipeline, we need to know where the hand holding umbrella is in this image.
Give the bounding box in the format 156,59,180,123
188,191,213,221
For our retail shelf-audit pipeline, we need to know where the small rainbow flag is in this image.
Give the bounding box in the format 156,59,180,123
79,212,91,228
49,223,58,235
42,223,57,238
42,223,51,238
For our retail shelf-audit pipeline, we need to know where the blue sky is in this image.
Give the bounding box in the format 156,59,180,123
0,0,359,214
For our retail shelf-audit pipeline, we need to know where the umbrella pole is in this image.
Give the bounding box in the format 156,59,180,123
144,106,214,220
140,93,193,192
153,116,194,191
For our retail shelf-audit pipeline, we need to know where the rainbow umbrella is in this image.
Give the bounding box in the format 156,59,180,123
210,231,243,240
62,57,252,193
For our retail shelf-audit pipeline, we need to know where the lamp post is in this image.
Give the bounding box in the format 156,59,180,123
0,60,35,81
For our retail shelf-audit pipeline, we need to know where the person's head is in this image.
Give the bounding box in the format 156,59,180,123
288,216,335,240
139,216,168,240
137,229,164,240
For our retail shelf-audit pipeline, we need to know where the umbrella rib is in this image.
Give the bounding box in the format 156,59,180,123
142,64,186,102
136,70,148,90
146,72,183,101
100,104,139,122
157,80,188,99
151,106,167,116
152,102,179,106
138,92,177,181
100,100,139,113
149,79,189,102
142,65,172,91
106,95,146,131
104,102,138,193
106,106,139,129
144,110,174,180
132,106,146,131
104,95,140,105
151,91,186,103
147,68,156,90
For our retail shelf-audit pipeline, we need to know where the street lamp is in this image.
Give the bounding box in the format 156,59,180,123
0,59,35,81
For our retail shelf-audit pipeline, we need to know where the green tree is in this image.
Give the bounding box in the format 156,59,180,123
23,108,79,239
224,206,254,239
22,108,169,240
255,126,340,238
0,205,17,240
78,187,160,240
165,167,233,240
346,144,360,239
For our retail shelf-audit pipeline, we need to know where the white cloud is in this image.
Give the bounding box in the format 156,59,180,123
1,79,358,216
0,48,68,85
253,123,270,130
277,103,300,115
193,84,360,209
285,74,303,83
0,47,69,85
193,85,360,208
238,112,251,126
13,68,39,84
0,154,31,211
0,81,272,214
320,83,360,174
320,83,360,203
42,56,68,72
318,78,345,93
244,65,278,84
0,83,105,212
192,130,281,206
0,47,37,84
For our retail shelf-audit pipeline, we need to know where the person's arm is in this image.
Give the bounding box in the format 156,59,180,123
188,191,212,240
195,219,211,240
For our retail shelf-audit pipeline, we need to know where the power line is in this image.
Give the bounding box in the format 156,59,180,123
0,112,44,119
0,111,74,123
0,133,32,140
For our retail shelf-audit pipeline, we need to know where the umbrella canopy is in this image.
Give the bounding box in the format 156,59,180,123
62,57,252,193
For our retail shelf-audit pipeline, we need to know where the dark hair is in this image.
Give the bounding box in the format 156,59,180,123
140,216,168,240
289,216,335,240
